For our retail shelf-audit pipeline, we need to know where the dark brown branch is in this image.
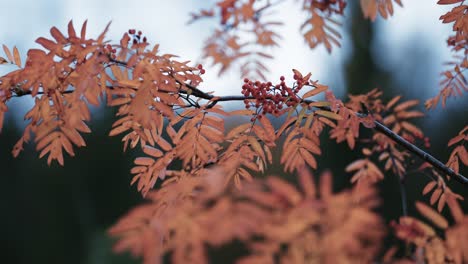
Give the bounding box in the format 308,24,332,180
11,89,75,97
372,120,467,185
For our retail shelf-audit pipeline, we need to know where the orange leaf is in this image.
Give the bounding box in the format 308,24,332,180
134,157,155,166
437,193,446,212
143,146,163,158
259,116,275,140
415,202,448,229
36,37,56,51
319,170,333,200
303,85,328,99
458,146,468,165
68,20,76,38
430,188,442,205
448,133,465,146
81,20,88,40
438,0,464,4
345,159,366,172
422,181,437,195
401,121,423,137
292,69,303,79
229,109,255,116
394,100,419,112
154,136,172,151
248,136,265,162
267,177,302,205
109,125,130,137
298,167,316,198
315,110,343,120
227,123,251,139
299,148,317,169
50,27,67,44
276,117,297,138
300,138,321,155
2,44,13,62
13,46,21,67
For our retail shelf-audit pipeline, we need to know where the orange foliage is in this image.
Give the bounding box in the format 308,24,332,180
190,0,402,78
426,0,468,109
389,198,468,264
110,168,385,264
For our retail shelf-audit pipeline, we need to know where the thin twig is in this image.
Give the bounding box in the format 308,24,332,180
388,153,408,216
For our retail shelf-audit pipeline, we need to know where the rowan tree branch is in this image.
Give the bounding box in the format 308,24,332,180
7,63,467,186
181,82,468,185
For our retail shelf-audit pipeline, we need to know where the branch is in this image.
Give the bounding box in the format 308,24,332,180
372,120,467,185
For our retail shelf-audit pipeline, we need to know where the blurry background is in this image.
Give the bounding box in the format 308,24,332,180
0,0,466,263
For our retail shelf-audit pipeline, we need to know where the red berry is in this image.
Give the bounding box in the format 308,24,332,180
200,69,206,74
129,29,136,34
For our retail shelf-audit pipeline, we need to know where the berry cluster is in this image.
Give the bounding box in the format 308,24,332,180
104,44,117,59
197,64,206,75
128,29,147,44
311,0,347,14
424,136,431,148
241,74,311,120
402,133,431,148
